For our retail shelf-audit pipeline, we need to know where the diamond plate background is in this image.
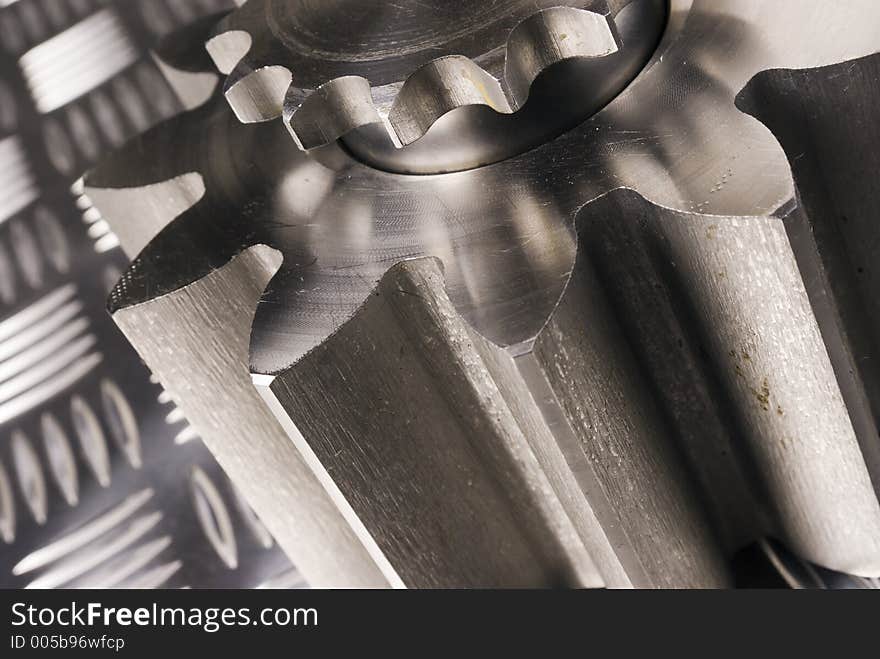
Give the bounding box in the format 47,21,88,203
0,0,302,589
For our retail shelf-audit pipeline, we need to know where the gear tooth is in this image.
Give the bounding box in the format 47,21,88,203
738,57,880,577
111,246,393,588
284,76,388,151
206,29,253,75
107,199,250,314
85,173,205,260
250,262,386,373
224,64,292,123
389,56,511,146
84,14,234,259
152,10,233,73
150,52,219,112
503,6,620,106
574,188,880,578
205,0,270,74
258,257,606,587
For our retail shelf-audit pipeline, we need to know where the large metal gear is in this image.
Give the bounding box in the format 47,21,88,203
82,0,880,588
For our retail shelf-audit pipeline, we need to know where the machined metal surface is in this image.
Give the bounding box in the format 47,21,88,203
0,0,300,589
85,0,880,587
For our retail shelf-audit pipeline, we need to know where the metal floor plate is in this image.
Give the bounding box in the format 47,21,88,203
0,0,301,589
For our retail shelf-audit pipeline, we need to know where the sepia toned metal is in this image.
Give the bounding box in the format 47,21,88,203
83,0,880,588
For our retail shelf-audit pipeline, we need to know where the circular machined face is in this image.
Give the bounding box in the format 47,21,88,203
266,0,593,82
276,1,542,59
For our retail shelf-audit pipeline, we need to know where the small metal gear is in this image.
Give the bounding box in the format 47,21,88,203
206,0,667,172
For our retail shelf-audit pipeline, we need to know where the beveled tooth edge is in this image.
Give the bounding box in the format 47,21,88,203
284,76,393,150
206,29,252,75
225,66,292,123
503,5,620,104
389,56,512,145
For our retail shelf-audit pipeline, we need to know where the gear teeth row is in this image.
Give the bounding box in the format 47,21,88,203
205,3,623,151
294,7,619,151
